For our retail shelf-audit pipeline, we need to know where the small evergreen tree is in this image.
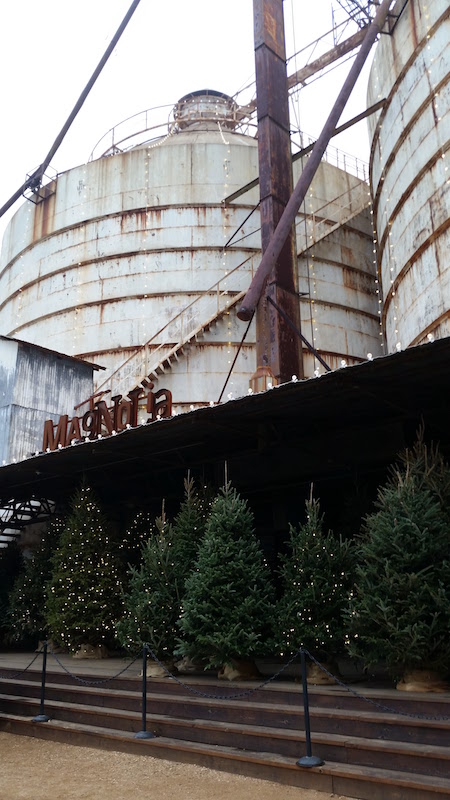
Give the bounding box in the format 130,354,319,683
116,506,179,659
8,516,65,643
171,475,209,606
277,497,354,661
45,485,123,652
395,430,450,514
177,482,277,669
347,473,450,677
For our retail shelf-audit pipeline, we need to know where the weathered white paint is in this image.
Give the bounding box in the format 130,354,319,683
367,0,450,351
0,101,382,408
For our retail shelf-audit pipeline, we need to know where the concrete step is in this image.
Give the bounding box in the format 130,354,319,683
1,660,450,799
1,712,449,800
1,676,449,747
1,690,450,779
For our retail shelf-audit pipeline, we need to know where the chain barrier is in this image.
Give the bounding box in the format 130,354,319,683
1,641,449,724
303,649,450,722
0,650,42,680
144,644,303,701
47,643,141,687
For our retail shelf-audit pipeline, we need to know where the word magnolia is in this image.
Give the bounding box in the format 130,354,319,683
43,389,172,452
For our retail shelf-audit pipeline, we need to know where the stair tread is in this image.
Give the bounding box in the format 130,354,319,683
1,712,449,792
1,694,449,758
2,680,449,729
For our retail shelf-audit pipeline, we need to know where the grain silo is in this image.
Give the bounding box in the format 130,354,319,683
367,0,449,352
0,90,381,413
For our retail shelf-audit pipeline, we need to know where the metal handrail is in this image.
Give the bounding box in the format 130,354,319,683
95,255,255,396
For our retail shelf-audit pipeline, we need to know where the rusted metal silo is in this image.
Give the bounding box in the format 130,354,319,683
0,90,381,411
367,0,450,352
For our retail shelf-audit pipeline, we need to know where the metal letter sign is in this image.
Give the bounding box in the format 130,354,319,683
42,388,172,452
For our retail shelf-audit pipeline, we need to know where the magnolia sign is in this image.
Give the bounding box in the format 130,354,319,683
42,388,172,452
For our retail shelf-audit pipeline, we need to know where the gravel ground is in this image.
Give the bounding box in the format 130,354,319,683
0,732,355,800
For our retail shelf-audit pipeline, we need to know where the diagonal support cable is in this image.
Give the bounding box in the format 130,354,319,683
267,296,331,372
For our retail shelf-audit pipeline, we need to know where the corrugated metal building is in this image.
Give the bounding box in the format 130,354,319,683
0,336,95,464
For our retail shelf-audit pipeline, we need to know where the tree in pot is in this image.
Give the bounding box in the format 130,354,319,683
346,467,450,690
116,505,179,670
277,496,354,683
177,482,277,678
116,478,208,673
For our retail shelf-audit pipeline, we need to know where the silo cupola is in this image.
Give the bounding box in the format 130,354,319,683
173,89,242,131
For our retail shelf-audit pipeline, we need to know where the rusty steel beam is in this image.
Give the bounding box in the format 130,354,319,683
238,0,395,322
223,98,386,205
252,0,303,383
238,25,370,119
0,0,142,220
287,25,369,89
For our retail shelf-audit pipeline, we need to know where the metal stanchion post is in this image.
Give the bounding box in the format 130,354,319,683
297,649,323,767
135,645,155,739
32,641,50,723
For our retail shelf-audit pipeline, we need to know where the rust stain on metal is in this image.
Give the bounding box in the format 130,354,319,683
195,206,207,226
409,0,419,50
341,246,355,269
137,210,148,229
253,0,303,382
32,192,56,242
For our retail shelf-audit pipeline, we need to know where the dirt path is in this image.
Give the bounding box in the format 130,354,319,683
0,732,355,800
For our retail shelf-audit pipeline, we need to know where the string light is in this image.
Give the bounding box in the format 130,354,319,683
370,5,448,354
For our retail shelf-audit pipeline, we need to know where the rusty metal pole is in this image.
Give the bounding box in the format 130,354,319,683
238,0,394,322
251,0,303,388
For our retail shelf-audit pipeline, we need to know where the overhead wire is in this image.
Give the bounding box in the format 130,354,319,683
0,0,142,220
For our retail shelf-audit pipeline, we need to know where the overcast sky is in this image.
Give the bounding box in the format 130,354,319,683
0,0,375,241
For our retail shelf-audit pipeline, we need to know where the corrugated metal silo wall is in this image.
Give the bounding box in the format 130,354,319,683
0,129,381,408
294,159,383,372
367,0,450,352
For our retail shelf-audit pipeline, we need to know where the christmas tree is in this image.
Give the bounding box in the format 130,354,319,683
177,482,277,669
117,509,154,588
171,475,209,606
277,497,354,661
45,484,123,652
396,430,450,512
116,505,180,660
347,472,450,677
8,515,65,643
